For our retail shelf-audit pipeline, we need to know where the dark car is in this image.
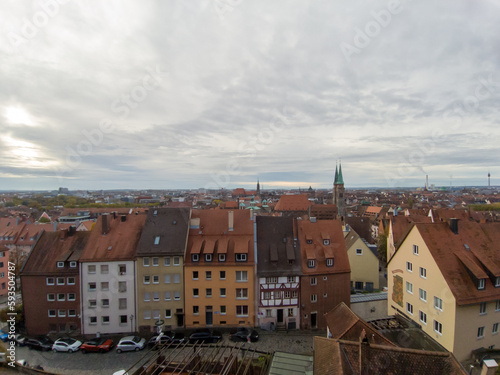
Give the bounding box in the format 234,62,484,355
229,328,259,342
25,336,54,351
188,330,222,344
80,337,115,353
148,332,185,349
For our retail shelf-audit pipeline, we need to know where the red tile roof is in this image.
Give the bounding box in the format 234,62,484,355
274,194,311,212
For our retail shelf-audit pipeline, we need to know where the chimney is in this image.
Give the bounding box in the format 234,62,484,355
480,359,498,375
102,214,109,235
449,218,458,234
228,211,234,231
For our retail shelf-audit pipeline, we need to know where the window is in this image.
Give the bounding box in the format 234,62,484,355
267,277,278,283
102,316,110,324
495,277,500,287
220,271,226,280
119,298,127,310
57,261,64,268
143,258,150,267
236,271,248,282
434,320,443,335
144,310,151,320
173,274,180,283
478,279,485,290
308,260,315,268
153,310,160,319
413,245,419,255
164,274,171,283
118,264,126,275
100,264,109,274
88,265,96,274
496,300,500,311
68,310,76,317
120,315,127,324
419,288,427,302
193,306,199,315
154,236,160,245
406,302,414,315
356,248,363,255
153,275,159,284
406,262,413,272
480,302,487,315
118,281,126,292
144,275,150,284
47,293,55,301
70,261,77,268
478,326,485,339
406,282,413,294
152,257,159,266
220,305,226,315
88,282,96,291
326,258,334,267
164,292,171,301
324,293,328,298
192,254,199,262
57,293,65,301
206,271,212,280
264,291,271,300
173,291,180,301
288,276,294,283
144,293,150,302
205,254,212,262
284,291,291,298
46,277,54,285
311,277,317,286
173,257,180,266
89,300,97,308
68,293,76,301
311,294,317,303
236,288,248,299
493,323,499,335
434,297,443,311
57,277,65,285
419,267,427,279
67,277,75,285
292,291,298,298
193,288,199,297
101,281,109,291
165,309,172,318
288,308,294,317
164,257,170,266
419,311,427,324
206,288,212,297
236,253,247,262
102,299,109,307
48,310,56,317
323,239,330,245
219,254,226,262
220,288,226,297
89,316,97,325
236,305,248,316
265,309,272,318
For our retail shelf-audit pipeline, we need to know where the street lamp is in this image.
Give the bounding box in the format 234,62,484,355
130,314,134,333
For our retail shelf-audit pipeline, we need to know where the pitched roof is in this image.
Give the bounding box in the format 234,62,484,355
136,208,190,256
79,213,146,262
274,194,311,212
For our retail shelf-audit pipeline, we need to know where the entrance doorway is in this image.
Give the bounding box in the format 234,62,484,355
311,312,317,329
277,309,284,324
206,306,213,326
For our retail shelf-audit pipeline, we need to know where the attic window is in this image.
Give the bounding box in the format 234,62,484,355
307,259,315,268
478,279,485,290
153,210,158,216
356,249,363,255
323,239,330,246
192,254,199,262
69,261,77,268
495,277,500,288
326,258,334,267
306,240,313,245
154,236,160,245
57,262,64,268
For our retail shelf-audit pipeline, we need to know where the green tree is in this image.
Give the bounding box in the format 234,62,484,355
378,233,388,264
38,216,51,223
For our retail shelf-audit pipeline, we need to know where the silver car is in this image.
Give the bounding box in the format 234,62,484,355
116,336,146,353
52,338,82,353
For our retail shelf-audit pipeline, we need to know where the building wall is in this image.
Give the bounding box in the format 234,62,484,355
0,250,8,297
136,255,184,332
300,272,350,330
454,302,500,361
80,260,136,335
184,264,255,328
22,274,80,336
350,299,388,321
388,228,457,354
347,237,379,290
257,276,300,329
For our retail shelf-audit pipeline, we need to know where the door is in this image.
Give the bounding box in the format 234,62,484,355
206,306,213,326
311,313,317,329
176,314,184,327
277,309,284,324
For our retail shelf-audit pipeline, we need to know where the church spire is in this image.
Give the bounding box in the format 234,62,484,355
334,162,339,185
337,162,344,185
256,179,261,195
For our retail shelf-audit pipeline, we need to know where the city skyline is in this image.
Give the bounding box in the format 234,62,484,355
1,1,500,191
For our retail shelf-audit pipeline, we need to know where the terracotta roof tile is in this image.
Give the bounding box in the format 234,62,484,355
274,194,311,212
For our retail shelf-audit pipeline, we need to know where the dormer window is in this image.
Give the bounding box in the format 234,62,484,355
495,277,500,288
236,253,247,262
191,254,199,262
326,258,334,267
205,254,212,262
69,261,77,268
57,262,64,268
219,254,226,262
323,239,330,246
478,279,485,290
307,260,315,268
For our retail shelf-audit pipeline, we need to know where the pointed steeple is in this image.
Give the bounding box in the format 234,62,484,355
334,163,339,185
256,179,261,195
337,162,344,185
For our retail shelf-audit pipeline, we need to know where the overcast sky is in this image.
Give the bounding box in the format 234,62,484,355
1,0,499,191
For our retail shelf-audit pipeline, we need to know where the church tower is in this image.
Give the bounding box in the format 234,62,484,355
256,179,261,196
333,162,345,220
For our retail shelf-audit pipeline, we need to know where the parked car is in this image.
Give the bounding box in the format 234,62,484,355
148,331,186,349
15,334,27,347
188,330,222,344
147,335,169,349
229,328,259,342
0,332,9,342
25,336,54,351
80,337,115,353
52,337,82,353
116,336,146,353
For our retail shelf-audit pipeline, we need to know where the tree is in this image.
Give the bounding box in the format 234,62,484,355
38,216,51,224
377,233,388,264
0,303,24,329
